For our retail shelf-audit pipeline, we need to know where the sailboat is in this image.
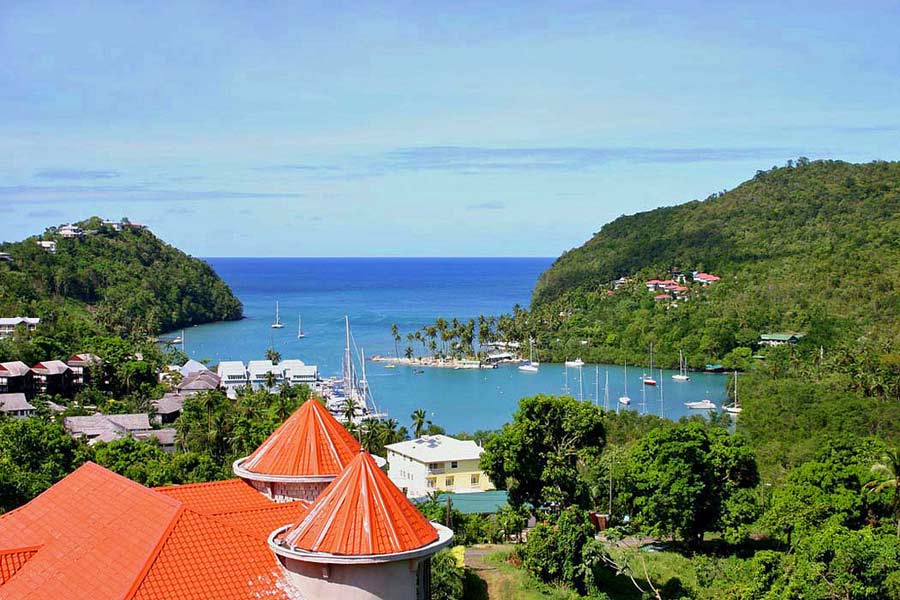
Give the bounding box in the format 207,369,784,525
724,371,742,414
672,350,690,381
618,359,632,406
518,339,539,372
565,358,585,368
297,314,306,339
642,342,657,385
271,301,285,329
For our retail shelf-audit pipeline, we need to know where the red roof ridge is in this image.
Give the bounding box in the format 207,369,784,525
278,451,439,556
122,505,185,600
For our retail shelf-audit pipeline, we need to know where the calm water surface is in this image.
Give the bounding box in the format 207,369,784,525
178,258,727,432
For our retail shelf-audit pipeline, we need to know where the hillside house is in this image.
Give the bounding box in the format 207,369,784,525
693,272,721,285
0,361,32,393
0,317,39,339
67,353,101,387
31,360,73,396
760,332,804,346
386,434,496,498
36,239,57,253
0,392,36,419
58,224,84,238
177,370,221,395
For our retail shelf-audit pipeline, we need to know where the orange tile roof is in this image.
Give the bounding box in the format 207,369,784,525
241,398,361,478
0,463,300,600
156,478,280,515
213,504,303,539
0,546,39,585
280,451,438,556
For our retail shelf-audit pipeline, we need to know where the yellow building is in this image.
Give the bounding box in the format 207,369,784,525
386,434,495,498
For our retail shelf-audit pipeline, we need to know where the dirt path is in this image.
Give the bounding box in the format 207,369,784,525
463,545,513,600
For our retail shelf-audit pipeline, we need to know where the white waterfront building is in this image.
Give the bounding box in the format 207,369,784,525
217,360,249,392
0,317,39,339
278,359,319,385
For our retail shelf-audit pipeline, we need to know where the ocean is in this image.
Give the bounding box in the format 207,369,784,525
178,258,728,433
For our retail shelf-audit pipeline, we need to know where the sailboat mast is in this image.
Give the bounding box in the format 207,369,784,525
658,368,664,417
604,369,609,411
344,316,352,395
595,366,599,407
579,366,584,401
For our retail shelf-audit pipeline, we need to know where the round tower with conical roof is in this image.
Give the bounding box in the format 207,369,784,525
270,450,453,600
233,398,363,502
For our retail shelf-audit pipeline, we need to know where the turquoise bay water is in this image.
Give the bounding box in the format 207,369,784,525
179,258,727,432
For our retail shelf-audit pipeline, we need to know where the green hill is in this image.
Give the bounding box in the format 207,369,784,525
0,217,242,338
528,159,900,368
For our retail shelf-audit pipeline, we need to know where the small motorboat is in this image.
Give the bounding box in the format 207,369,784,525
685,399,717,410
565,358,585,368
618,396,631,405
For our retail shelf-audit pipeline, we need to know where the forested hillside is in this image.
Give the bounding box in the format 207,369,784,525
522,160,899,370
0,216,242,338
514,159,900,479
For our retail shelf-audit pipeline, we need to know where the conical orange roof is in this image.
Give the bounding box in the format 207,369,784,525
241,398,360,478
279,451,438,556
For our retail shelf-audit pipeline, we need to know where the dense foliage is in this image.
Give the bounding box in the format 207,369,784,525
0,216,242,342
481,394,606,508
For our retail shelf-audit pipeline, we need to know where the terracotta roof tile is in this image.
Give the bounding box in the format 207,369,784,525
156,479,278,515
280,452,438,556
0,546,39,585
241,398,360,478
0,463,301,600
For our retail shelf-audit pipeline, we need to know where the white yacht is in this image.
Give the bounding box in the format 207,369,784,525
271,301,285,329
618,359,632,405
672,349,690,381
297,314,305,339
685,399,717,410
518,340,539,372
565,358,585,368
723,371,742,414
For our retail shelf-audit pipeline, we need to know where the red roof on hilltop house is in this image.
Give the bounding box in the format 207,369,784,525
694,272,720,281
240,398,361,478
0,462,303,600
279,451,438,556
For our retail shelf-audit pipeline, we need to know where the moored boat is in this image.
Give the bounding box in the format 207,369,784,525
685,399,717,410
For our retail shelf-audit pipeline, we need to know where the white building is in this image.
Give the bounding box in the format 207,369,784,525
248,360,283,389
36,240,57,253
279,359,319,385
216,360,249,391
0,317,39,339
58,224,84,238
386,434,495,498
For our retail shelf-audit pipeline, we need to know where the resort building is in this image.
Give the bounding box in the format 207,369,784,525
0,251,12,262
248,360,283,389
179,358,209,377
760,332,804,346
67,353,101,387
279,358,319,385
0,361,32,393
217,360,249,391
177,370,221,395
0,392,36,419
693,272,721,285
0,317,39,339
386,434,495,498
64,413,154,444
153,392,186,424
30,360,73,396
1,397,452,599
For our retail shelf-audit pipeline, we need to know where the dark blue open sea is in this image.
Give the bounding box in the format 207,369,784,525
180,258,727,433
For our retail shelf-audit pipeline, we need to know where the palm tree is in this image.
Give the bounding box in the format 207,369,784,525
865,448,900,537
264,371,277,394
391,324,401,358
405,346,414,359
342,397,359,425
406,333,415,357
265,347,281,363
411,408,430,438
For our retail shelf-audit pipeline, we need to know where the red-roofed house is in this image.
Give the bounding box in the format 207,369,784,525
693,272,721,285
0,396,452,599
30,360,73,396
654,293,674,302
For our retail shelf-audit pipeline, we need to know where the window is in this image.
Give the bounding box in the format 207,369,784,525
427,478,436,489
470,474,480,486
450,461,458,469
445,476,454,487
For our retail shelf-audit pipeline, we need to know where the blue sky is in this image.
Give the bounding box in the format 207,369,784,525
1,1,898,256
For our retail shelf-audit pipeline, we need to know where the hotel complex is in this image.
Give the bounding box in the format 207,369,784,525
386,434,495,498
